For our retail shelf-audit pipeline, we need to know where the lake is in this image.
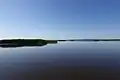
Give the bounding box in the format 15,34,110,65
0,42,120,80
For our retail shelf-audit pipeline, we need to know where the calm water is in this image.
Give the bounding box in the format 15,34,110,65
0,42,120,80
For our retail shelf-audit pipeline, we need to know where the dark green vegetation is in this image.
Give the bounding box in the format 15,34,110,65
0,39,57,48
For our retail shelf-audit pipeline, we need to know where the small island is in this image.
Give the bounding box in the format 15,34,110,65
0,39,57,48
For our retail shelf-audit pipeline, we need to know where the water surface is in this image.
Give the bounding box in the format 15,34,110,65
0,42,120,80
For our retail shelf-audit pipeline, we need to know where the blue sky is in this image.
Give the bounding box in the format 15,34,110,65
0,0,120,39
